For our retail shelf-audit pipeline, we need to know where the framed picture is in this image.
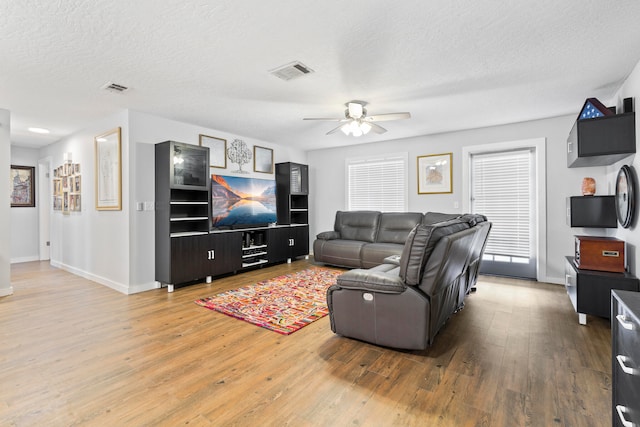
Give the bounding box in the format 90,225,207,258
253,145,274,174
417,153,453,194
199,134,227,168
10,165,35,207
95,127,122,210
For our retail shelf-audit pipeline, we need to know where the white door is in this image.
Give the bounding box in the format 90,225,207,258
470,148,537,280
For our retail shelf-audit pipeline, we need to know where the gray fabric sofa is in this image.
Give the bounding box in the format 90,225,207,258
313,210,460,269
326,214,491,350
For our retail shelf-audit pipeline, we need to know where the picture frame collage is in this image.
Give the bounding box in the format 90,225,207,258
53,161,82,214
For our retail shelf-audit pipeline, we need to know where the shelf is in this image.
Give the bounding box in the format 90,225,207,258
170,231,209,238
170,201,208,205
242,259,268,268
242,244,267,251
242,251,267,259
170,217,209,221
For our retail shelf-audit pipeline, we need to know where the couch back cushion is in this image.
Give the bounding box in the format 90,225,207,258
423,212,461,225
399,219,471,285
335,211,381,242
376,213,424,244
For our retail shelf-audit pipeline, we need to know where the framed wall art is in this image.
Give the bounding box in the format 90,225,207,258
254,145,274,174
417,153,452,194
95,127,122,210
10,165,35,207
199,134,227,169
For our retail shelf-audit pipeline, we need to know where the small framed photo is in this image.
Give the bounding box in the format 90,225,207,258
10,165,35,207
253,145,273,174
417,153,453,194
199,134,227,168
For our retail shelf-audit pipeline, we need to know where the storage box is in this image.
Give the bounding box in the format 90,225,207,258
574,236,625,273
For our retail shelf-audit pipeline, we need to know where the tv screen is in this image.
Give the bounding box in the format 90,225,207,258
568,196,617,228
211,174,277,228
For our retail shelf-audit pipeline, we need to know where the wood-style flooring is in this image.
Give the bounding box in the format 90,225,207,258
1,260,611,426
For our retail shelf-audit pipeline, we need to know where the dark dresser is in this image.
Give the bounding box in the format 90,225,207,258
612,290,640,426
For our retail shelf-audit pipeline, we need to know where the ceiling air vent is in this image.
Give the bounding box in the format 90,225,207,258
101,82,130,93
269,61,314,81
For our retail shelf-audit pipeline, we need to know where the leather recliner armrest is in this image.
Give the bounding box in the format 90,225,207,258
316,231,341,240
383,255,401,266
336,269,406,294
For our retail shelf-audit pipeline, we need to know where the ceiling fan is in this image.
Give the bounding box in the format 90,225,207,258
303,101,411,137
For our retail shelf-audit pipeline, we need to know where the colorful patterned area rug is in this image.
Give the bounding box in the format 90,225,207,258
195,267,342,335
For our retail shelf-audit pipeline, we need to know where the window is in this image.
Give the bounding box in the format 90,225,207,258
346,153,408,212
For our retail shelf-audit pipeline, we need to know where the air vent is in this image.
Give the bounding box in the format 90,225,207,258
269,61,314,81
101,82,130,93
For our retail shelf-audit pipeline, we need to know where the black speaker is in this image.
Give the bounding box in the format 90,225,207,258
624,97,634,113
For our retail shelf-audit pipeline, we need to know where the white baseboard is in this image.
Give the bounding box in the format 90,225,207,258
0,286,14,297
10,256,40,264
50,260,129,295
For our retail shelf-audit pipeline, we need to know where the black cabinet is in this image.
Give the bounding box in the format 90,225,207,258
276,162,309,225
267,225,309,263
566,196,617,228
612,290,640,427
564,256,639,324
567,112,636,167
209,232,242,276
155,141,210,290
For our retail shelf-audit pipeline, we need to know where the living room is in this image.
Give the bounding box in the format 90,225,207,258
3,2,640,425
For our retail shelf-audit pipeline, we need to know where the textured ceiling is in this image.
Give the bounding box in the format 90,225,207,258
3,0,640,150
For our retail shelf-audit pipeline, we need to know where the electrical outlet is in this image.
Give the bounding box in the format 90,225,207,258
454,201,459,209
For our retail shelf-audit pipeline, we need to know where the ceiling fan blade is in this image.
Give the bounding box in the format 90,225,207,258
326,123,348,135
369,122,387,134
366,112,411,122
303,117,346,121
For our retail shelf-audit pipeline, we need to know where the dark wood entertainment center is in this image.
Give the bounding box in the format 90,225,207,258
155,140,309,292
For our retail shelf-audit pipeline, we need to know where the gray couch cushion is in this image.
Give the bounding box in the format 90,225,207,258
313,239,365,268
335,211,381,243
360,242,405,269
398,219,471,285
376,212,424,244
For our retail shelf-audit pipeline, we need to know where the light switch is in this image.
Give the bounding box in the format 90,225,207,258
144,201,155,211
136,202,144,211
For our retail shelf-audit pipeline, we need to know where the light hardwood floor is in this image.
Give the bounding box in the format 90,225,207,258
1,260,611,426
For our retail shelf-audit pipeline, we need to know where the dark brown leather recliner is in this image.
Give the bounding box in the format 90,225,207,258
326,215,491,350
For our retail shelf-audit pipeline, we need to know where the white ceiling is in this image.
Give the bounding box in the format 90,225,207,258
3,1,640,151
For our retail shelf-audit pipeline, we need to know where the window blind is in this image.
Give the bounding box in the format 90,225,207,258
471,149,532,258
347,154,407,212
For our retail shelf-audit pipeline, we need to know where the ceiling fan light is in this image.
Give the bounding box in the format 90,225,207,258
360,122,372,135
348,102,364,119
340,123,351,135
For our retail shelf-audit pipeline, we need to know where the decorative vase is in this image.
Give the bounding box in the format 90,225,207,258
582,177,596,196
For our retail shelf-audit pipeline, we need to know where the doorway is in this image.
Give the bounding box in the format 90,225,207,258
38,157,51,261
462,138,547,281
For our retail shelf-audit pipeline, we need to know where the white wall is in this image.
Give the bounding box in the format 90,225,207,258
0,109,12,296
609,58,640,276
10,146,40,263
39,110,132,293
308,114,613,283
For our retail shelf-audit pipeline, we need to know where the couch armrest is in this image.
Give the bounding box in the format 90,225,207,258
336,269,406,294
316,230,340,240
383,255,401,266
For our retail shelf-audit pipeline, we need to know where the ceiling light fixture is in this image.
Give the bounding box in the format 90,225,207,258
28,127,50,134
340,120,372,137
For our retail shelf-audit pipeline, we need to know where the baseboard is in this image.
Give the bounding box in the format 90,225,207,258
543,275,565,285
50,260,129,295
10,256,40,264
0,286,14,297
127,282,161,294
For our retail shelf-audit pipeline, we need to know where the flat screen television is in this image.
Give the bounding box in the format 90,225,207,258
211,174,277,229
567,195,617,228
